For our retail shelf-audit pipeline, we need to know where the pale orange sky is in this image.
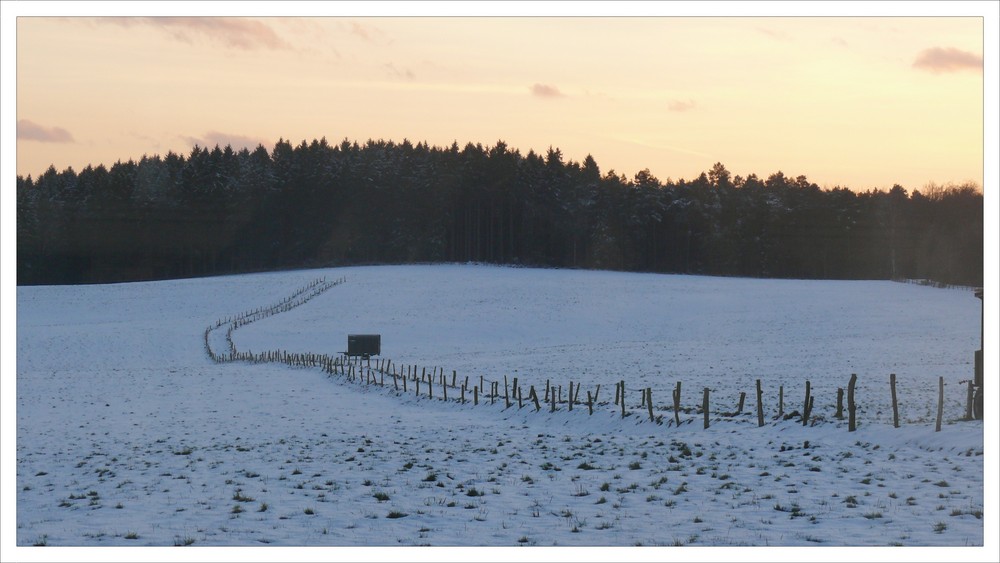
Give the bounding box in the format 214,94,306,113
6,4,995,193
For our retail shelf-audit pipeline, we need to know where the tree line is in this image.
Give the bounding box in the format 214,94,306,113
16,137,983,286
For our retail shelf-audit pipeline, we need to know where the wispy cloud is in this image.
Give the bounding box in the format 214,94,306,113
756,27,789,41
667,99,697,112
184,131,270,151
384,62,416,80
17,119,74,143
531,83,565,98
101,17,290,50
913,47,982,74
348,21,385,42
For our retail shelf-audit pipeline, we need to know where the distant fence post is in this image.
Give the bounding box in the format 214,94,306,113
935,376,944,432
647,387,654,422
835,388,844,419
673,382,682,426
504,376,511,409
890,373,899,428
848,373,858,432
778,385,784,419
966,381,975,420
702,388,710,429
620,380,626,419
756,379,764,427
802,381,811,426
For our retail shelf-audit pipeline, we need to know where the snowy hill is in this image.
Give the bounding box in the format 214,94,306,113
12,264,988,559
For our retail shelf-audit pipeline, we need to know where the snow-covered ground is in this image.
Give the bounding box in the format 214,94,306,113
9,264,995,561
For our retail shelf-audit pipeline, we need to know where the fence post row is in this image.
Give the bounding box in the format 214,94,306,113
207,280,967,434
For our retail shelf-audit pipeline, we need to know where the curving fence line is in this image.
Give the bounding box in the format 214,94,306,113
204,277,978,432
204,276,345,366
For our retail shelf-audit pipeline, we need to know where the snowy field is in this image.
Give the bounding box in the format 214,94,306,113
9,264,994,560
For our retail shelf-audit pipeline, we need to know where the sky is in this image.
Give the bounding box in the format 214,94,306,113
5,2,996,194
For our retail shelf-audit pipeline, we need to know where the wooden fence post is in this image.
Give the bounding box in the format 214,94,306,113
835,388,844,419
474,385,479,406
848,373,858,432
517,386,523,409
568,381,574,411
703,388,710,429
504,376,511,409
673,382,681,426
614,382,620,406
966,381,975,420
587,391,594,416
778,385,784,419
756,379,764,427
802,381,811,426
647,387,655,422
620,380,626,419
530,386,541,411
890,373,899,428
935,376,944,432
737,392,746,415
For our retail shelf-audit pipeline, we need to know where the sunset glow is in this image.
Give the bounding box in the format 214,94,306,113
8,3,992,193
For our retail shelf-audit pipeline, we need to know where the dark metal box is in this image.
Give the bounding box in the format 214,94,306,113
347,334,381,358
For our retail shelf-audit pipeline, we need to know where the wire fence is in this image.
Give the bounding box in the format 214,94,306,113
205,277,981,432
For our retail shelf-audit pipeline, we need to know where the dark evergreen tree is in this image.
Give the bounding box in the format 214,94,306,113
15,139,984,287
